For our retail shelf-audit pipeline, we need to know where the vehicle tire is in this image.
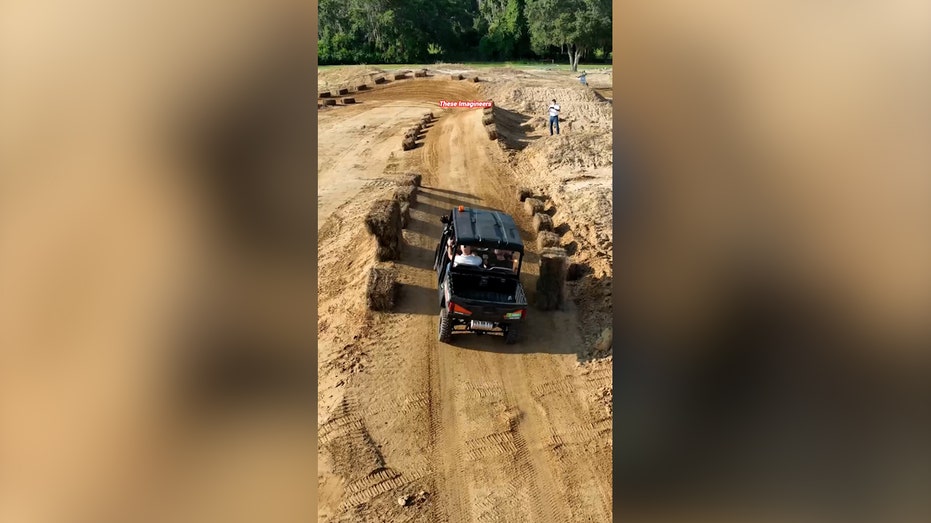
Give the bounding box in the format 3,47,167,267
505,324,520,345
438,308,453,343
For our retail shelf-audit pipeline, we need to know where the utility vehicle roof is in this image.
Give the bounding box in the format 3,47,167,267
450,207,524,252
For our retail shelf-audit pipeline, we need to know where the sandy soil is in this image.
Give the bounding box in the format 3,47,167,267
317,68,613,522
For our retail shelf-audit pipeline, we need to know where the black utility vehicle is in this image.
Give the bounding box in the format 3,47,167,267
433,206,528,344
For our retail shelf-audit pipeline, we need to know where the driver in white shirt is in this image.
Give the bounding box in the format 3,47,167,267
453,244,483,267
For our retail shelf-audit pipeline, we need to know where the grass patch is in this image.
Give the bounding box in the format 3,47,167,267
318,62,610,72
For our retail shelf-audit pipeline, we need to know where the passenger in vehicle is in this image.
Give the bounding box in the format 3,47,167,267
490,249,518,270
453,245,483,267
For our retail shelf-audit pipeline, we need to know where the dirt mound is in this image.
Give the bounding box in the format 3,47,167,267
480,80,612,132
524,132,613,170
318,66,388,90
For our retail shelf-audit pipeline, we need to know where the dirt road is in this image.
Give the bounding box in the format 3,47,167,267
318,70,612,522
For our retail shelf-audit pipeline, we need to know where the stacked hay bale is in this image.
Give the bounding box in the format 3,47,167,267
533,213,553,232
393,72,408,80
450,73,463,80
319,90,331,98
336,87,349,95
523,197,544,216
374,76,386,84
471,76,480,82
399,203,411,229
516,187,532,202
399,172,422,187
414,70,427,78
356,83,368,91
324,99,337,106
482,104,496,134
537,231,560,250
367,267,399,311
342,97,356,104
536,247,569,310
365,200,402,261
393,184,417,206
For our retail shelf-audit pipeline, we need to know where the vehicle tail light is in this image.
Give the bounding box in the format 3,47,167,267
449,302,472,315
458,205,465,212
504,310,524,320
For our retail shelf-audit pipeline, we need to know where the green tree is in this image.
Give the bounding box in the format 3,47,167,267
478,0,530,60
524,0,611,71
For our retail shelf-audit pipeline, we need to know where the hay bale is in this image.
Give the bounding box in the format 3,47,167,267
523,197,544,215
450,74,463,80
402,137,416,151
374,76,386,84
423,112,433,120
516,187,532,201
537,231,560,250
367,267,399,311
404,128,419,139
414,71,427,78
337,88,349,95
393,73,408,80
342,97,356,104
471,76,480,82
483,107,494,116
319,91,331,98
365,200,402,261
356,84,368,91
324,99,337,106
533,213,553,232
485,124,497,140
536,247,568,310
400,202,411,229
393,185,417,205
399,173,422,187
482,114,495,126
364,200,400,236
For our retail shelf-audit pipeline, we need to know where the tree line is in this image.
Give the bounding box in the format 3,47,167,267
318,0,611,71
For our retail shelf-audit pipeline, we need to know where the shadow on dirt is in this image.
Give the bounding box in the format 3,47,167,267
394,283,438,316
421,186,476,199
493,106,540,151
397,243,438,272
442,311,579,355
419,191,489,212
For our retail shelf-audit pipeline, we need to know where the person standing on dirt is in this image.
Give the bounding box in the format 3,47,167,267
548,99,561,135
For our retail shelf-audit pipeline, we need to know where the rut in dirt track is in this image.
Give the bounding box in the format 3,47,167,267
402,109,611,523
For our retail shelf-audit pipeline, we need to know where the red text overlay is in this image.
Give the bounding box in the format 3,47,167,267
438,100,493,108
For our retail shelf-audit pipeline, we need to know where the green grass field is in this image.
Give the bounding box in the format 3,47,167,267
318,62,610,71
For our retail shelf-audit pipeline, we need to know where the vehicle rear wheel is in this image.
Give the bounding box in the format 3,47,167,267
438,308,452,343
504,323,520,345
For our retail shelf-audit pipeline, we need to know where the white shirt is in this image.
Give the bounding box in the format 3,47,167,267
548,104,560,117
453,254,483,267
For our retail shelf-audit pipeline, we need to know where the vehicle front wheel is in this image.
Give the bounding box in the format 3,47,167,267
504,323,520,345
438,308,452,343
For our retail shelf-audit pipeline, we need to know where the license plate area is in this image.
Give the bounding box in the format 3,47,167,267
470,320,495,331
